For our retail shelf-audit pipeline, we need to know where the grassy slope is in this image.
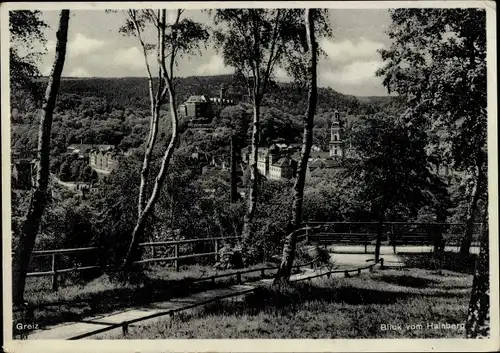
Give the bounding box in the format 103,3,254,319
14,263,276,334
102,267,473,339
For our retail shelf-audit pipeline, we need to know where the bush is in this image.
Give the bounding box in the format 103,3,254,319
214,246,244,270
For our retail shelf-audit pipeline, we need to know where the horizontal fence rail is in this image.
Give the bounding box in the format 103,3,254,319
24,221,482,291
24,236,245,291
65,257,385,340
303,221,483,250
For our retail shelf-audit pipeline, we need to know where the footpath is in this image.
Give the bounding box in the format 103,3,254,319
26,267,321,340
26,252,407,340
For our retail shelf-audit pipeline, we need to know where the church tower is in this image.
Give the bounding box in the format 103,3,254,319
329,109,343,159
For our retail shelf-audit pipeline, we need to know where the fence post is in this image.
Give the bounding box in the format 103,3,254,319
236,272,241,284
344,270,349,278
174,243,179,272
380,258,384,269
390,224,395,254
214,239,219,263
357,268,361,276
51,253,58,291
261,268,265,277
305,225,309,244
122,322,129,336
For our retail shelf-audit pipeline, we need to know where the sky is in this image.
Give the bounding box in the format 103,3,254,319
35,9,393,96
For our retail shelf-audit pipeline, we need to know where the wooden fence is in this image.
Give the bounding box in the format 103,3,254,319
25,221,481,291
66,257,386,340
303,221,483,251
136,235,241,270
26,235,244,291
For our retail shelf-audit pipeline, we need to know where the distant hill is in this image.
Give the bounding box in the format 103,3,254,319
51,75,373,116
355,95,405,115
10,75,400,160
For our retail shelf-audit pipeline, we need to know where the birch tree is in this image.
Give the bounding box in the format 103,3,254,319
211,9,300,258
274,9,319,283
119,9,208,269
12,10,70,305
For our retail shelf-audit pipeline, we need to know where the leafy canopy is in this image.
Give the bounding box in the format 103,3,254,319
9,10,48,98
376,9,486,171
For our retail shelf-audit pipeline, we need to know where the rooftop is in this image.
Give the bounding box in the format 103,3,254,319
273,156,295,167
68,144,115,151
186,95,209,103
310,151,331,159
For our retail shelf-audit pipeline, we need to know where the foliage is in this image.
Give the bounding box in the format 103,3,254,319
244,179,295,264
377,8,487,173
214,246,244,270
344,114,449,221
9,10,47,99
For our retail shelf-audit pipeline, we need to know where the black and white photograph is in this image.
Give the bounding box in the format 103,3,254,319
1,1,498,352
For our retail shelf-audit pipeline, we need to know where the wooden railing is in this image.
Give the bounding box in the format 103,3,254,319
25,235,244,290
27,247,100,291
303,221,483,249
65,256,326,340
67,257,386,340
25,221,482,291
137,236,241,270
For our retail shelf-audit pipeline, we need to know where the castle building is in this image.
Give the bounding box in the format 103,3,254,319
209,84,236,118
329,109,344,159
257,144,298,181
67,144,115,159
89,146,122,175
178,95,214,123
178,85,236,124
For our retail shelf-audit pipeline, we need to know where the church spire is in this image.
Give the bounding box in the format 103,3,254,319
329,109,343,159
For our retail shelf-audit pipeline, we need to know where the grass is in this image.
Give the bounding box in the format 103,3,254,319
100,265,474,339
13,262,277,336
400,251,478,274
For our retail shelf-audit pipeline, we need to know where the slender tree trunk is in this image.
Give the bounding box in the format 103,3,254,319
12,10,70,306
241,102,260,247
274,9,317,284
230,134,238,203
460,160,486,259
465,219,489,338
129,9,164,217
138,103,161,216
123,88,179,269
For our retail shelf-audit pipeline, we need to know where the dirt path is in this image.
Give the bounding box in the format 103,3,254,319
24,251,407,340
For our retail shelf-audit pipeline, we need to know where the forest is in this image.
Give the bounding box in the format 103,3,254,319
11,74,394,181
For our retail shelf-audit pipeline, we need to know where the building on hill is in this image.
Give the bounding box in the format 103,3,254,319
89,146,122,175
256,144,298,181
209,84,236,118
269,156,296,180
179,95,214,123
67,144,114,159
179,85,237,125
